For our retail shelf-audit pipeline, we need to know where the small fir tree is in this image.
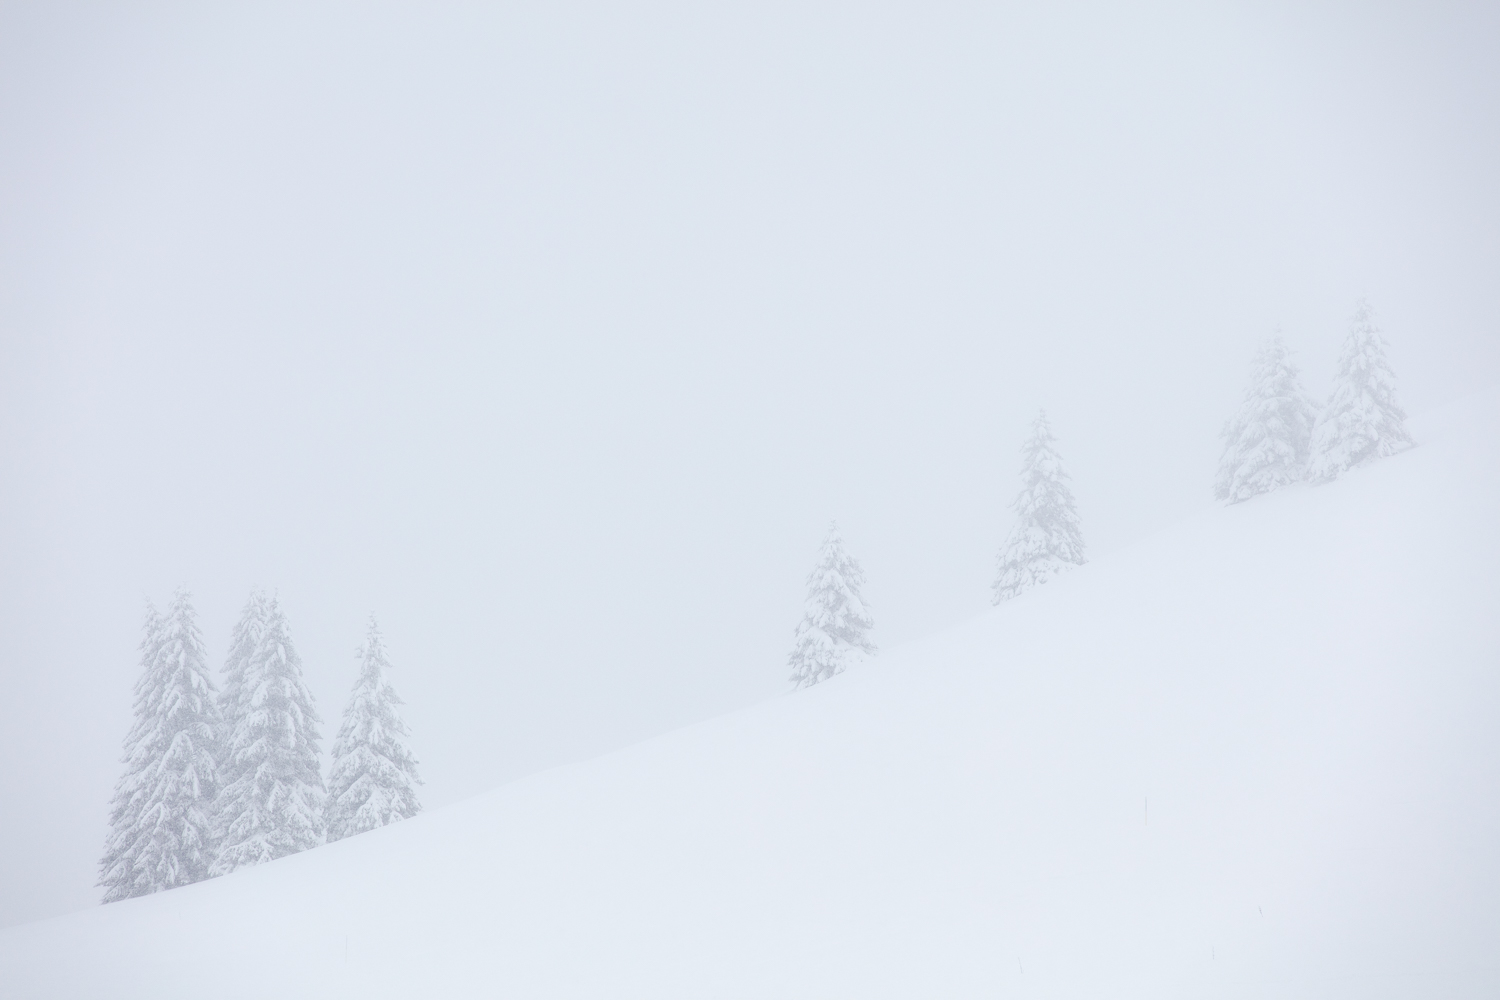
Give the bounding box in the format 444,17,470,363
992,410,1086,604
212,595,326,874
100,590,222,902
1307,300,1414,481
788,522,876,689
1214,337,1318,503
325,618,422,842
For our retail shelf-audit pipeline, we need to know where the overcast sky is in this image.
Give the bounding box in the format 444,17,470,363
1,0,1496,927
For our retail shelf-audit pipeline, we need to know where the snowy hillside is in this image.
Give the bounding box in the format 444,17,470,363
4,391,1498,1000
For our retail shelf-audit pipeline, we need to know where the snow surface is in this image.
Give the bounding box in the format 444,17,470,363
4,390,1498,999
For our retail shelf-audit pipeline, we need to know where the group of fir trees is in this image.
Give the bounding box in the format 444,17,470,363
1216,300,1413,503
787,410,1087,688
788,300,1412,687
100,592,421,903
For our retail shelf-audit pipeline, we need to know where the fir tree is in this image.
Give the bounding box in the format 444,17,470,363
325,617,422,842
100,590,222,902
788,521,876,689
992,410,1086,604
1307,300,1414,481
218,591,268,732
212,595,326,874
1214,337,1318,503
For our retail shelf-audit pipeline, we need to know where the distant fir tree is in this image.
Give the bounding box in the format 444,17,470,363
992,410,1086,604
100,590,222,902
1307,300,1414,481
788,522,876,689
100,603,166,901
1214,337,1318,503
325,618,422,842
218,591,268,730
212,595,326,874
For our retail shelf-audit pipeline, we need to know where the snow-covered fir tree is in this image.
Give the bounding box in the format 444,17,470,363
1307,300,1414,481
218,591,268,731
1213,337,1318,503
992,410,1086,604
788,521,876,690
325,617,422,842
99,590,222,902
212,595,326,874
100,602,165,900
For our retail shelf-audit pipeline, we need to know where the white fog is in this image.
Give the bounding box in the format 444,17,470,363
1,2,1497,997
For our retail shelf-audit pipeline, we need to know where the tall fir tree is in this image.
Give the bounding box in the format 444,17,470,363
1214,337,1318,503
99,590,222,902
992,410,1086,604
325,617,422,842
218,591,268,732
212,595,326,874
1307,300,1414,481
788,521,876,690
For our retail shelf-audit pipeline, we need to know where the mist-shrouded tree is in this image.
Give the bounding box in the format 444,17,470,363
100,602,166,902
99,590,222,902
325,617,422,842
218,591,268,731
1214,337,1318,503
1307,300,1414,481
212,595,326,874
788,522,876,690
992,409,1086,604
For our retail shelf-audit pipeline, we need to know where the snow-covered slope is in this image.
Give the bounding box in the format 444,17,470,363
5,391,1498,1000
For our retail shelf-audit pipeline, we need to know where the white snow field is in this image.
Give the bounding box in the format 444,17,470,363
4,391,1498,1000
